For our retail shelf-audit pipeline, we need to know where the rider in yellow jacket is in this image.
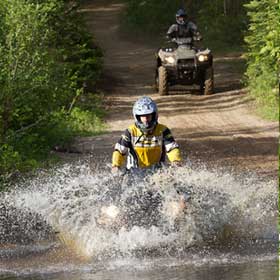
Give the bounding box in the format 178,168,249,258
112,96,182,170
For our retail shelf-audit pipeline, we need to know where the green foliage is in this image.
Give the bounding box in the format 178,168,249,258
244,0,279,120
0,0,66,135
122,0,183,34
49,0,103,89
197,0,248,50
0,0,104,179
0,144,22,173
69,107,105,136
0,102,104,176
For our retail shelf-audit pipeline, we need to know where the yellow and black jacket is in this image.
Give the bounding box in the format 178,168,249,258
112,123,181,169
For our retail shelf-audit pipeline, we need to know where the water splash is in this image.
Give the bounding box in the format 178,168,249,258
1,163,277,260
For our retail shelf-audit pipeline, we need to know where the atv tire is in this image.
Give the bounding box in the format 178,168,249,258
154,71,159,91
203,67,214,95
158,66,168,96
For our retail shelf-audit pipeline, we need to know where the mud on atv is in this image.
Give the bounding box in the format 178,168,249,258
155,37,214,95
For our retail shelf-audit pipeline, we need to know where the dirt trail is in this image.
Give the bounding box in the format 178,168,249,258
74,0,278,179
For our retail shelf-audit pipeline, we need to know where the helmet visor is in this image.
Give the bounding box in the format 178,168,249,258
136,112,157,131
177,16,185,24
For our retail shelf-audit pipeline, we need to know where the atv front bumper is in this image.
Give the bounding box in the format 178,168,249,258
164,61,211,85
96,199,187,233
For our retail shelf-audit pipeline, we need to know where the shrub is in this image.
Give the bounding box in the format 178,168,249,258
0,0,104,178
244,0,279,119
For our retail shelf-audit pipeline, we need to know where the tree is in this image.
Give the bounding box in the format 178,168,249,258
245,0,280,118
0,0,103,175
0,0,72,142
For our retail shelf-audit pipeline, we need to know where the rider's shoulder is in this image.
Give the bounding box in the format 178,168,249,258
128,124,142,135
126,124,135,133
128,124,135,130
187,21,197,28
155,123,169,133
168,23,178,30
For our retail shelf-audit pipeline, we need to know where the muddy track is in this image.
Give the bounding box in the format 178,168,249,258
70,0,278,179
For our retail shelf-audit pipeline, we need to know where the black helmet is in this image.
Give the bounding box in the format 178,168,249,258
176,8,187,25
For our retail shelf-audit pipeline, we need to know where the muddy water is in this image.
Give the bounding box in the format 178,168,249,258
0,164,278,280
1,258,278,280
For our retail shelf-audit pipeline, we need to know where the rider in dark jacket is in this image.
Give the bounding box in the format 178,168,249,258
167,9,201,40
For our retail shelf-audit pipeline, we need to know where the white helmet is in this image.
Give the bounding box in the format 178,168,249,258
133,96,158,132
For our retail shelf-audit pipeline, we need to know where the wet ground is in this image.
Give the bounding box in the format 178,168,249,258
0,165,278,280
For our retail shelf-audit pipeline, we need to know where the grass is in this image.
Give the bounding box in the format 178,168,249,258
253,101,279,121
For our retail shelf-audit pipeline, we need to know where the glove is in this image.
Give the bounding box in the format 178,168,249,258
171,161,183,167
112,166,122,175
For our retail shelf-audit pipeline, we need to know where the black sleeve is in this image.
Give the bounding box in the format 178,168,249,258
114,129,132,154
162,127,175,145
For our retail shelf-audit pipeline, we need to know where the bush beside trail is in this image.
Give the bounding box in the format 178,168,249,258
0,0,104,185
244,0,279,120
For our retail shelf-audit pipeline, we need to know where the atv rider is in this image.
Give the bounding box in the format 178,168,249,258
166,8,201,41
112,96,182,172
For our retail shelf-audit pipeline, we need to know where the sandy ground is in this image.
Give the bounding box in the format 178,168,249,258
67,0,278,180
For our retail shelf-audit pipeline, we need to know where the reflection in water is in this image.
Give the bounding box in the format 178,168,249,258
0,163,278,280
1,260,278,280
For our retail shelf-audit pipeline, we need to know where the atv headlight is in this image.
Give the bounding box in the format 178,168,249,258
167,201,183,218
101,205,120,219
164,47,174,52
198,54,209,62
164,56,175,64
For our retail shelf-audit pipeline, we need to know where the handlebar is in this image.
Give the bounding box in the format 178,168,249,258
167,34,202,44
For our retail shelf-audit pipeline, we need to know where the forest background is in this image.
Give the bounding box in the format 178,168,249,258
0,0,279,186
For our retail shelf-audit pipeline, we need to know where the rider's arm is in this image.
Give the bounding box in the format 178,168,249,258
112,129,131,168
167,148,182,163
162,127,182,163
166,24,178,39
112,151,125,168
188,21,202,40
188,21,198,33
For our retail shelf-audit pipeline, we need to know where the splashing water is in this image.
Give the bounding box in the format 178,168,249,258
0,163,277,260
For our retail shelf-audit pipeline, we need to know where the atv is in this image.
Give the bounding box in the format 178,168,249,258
155,37,214,95
96,169,192,233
